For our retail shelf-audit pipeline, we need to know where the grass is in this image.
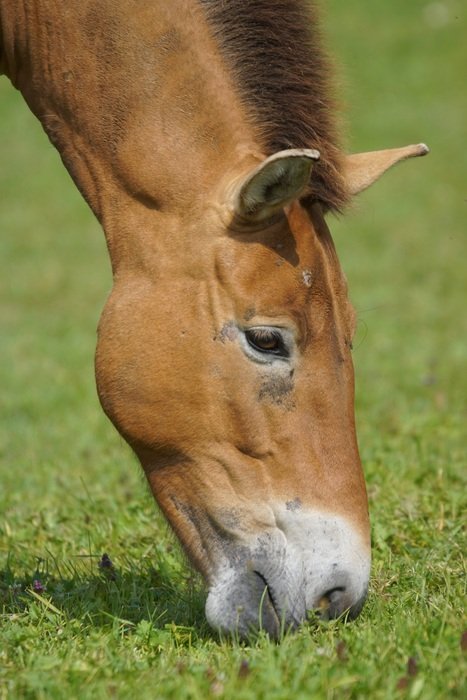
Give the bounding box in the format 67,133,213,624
0,1,466,698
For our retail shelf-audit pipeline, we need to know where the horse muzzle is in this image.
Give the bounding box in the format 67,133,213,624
205,508,370,638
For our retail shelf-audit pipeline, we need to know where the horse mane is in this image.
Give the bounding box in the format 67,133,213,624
199,0,349,212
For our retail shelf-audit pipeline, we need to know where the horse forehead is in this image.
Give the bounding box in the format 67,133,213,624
211,214,338,307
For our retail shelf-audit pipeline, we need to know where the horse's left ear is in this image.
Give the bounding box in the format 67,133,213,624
232,148,320,223
343,143,430,195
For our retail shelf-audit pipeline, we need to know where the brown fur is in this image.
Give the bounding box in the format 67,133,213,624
1,0,398,635
199,0,349,211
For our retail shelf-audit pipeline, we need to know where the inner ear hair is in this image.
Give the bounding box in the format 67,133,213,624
235,148,320,223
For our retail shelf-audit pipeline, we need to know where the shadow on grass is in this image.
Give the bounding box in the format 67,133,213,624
0,556,215,641
1,560,359,649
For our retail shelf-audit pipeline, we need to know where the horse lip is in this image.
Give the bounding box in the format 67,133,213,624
205,566,284,639
253,570,281,626
253,570,302,633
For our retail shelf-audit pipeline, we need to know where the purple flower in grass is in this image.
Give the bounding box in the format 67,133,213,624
33,579,45,594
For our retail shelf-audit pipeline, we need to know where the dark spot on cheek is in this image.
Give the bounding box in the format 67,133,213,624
169,496,200,530
243,307,256,322
258,374,295,409
168,500,247,563
286,497,302,512
214,321,237,343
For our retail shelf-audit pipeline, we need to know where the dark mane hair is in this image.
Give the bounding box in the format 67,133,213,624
199,0,349,212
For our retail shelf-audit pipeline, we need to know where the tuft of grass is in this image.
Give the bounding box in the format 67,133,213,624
1,1,466,698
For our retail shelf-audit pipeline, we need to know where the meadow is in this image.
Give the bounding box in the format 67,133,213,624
0,1,466,698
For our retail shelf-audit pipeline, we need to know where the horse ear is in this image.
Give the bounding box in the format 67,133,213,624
343,143,430,195
233,148,320,222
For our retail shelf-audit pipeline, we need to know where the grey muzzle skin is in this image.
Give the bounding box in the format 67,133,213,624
204,507,371,638
210,569,367,639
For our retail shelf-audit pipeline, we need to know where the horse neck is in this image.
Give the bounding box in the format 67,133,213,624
0,0,259,268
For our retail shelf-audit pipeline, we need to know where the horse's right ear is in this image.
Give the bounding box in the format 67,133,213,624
343,143,430,195
231,148,320,223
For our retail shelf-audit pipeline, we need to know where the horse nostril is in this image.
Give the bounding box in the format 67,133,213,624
317,586,347,619
315,580,368,621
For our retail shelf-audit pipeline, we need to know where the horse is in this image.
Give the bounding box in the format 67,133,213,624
0,0,428,637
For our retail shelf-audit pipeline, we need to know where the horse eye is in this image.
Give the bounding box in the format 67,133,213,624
245,328,288,357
